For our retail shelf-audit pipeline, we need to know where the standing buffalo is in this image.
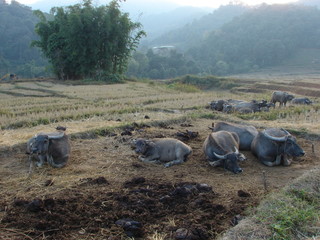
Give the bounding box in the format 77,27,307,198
210,121,258,150
26,128,70,172
133,138,192,167
291,97,313,105
270,91,294,107
251,128,305,166
203,131,246,174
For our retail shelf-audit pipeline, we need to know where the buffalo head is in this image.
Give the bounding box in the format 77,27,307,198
133,138,155,154
263,129,305,157
28,132,66,155
212,147,246,174
29,135,50,155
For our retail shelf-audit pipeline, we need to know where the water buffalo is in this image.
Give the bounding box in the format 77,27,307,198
291,97,313,105
210,121,258,150
270,91,294,107
222,103,234,113
209,100,227,111
234,100,267,113
133,138,192,167
211,99,268,113
260,102,275,112
251,128,305,166
203,131,246,174
26,128,70,172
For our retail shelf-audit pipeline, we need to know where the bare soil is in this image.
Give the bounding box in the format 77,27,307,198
0,118,319,240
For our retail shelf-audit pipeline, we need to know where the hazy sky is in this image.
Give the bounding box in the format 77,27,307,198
12,0,295,8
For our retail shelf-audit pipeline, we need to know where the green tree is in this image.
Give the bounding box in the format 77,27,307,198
32,0,145,80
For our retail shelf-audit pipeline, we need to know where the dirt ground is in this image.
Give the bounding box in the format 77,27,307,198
0,118,319,240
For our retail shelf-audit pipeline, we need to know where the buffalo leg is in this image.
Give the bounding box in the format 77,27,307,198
261,155,281,167
208,159,223,167
283,155,292,166
36,155,46,167
139,155,160,164
163,159,183,168
28,155,34,174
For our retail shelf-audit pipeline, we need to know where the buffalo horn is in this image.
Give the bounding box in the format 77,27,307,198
280,128,291,136
47,132,65,140
234,147,239,154
263,129,289,142
213,152,227,159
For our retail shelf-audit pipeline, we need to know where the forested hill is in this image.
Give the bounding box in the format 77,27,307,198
149,4,249,50
187,4,320,75
0,1,48,78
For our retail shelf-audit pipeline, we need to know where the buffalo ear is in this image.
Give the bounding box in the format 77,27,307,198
145,140,156,148
208,126,214,131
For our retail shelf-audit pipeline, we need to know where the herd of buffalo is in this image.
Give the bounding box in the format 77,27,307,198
210,90,312,113
26,91,309,174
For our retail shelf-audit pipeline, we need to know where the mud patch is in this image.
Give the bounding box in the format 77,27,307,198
2,177,256,239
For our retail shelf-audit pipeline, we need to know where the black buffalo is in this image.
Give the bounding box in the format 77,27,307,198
203,130,246,174
26,129,70,172
251,128,305,166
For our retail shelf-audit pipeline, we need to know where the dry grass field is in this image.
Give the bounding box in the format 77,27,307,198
0,76,319,240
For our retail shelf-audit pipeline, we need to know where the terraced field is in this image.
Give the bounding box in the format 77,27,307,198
0,77,319,239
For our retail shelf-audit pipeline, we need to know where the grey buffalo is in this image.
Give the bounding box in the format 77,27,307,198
291,97,313,105
251,128,305,167
270,91,294,107
209,100,227,111
133,138,192,167
26,128,70,172
223,99,268,113
203,131,246,174
210,121,258,150
234,100,268,113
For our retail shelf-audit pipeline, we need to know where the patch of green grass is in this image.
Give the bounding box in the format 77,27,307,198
142,99,164,105
167,82,200,93
0,109,12,116
255,187,320,239
237,105,315,121
109,107,140,114
1,112,107,129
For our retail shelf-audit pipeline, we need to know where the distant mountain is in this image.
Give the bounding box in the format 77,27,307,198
29,0,181,15
148,4,249,50
139,6,212,44
297,0,320,8
188,4,320,74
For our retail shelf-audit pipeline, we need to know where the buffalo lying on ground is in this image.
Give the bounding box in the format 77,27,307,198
210,99,227,111
270,91,294,107
133,138,192,167
203,131,246,174
291,97,313,105
26,128,71,172
210,121,258,150
251,128,305,166
210,99,271,113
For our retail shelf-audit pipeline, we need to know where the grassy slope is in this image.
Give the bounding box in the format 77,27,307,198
219,167,320,240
